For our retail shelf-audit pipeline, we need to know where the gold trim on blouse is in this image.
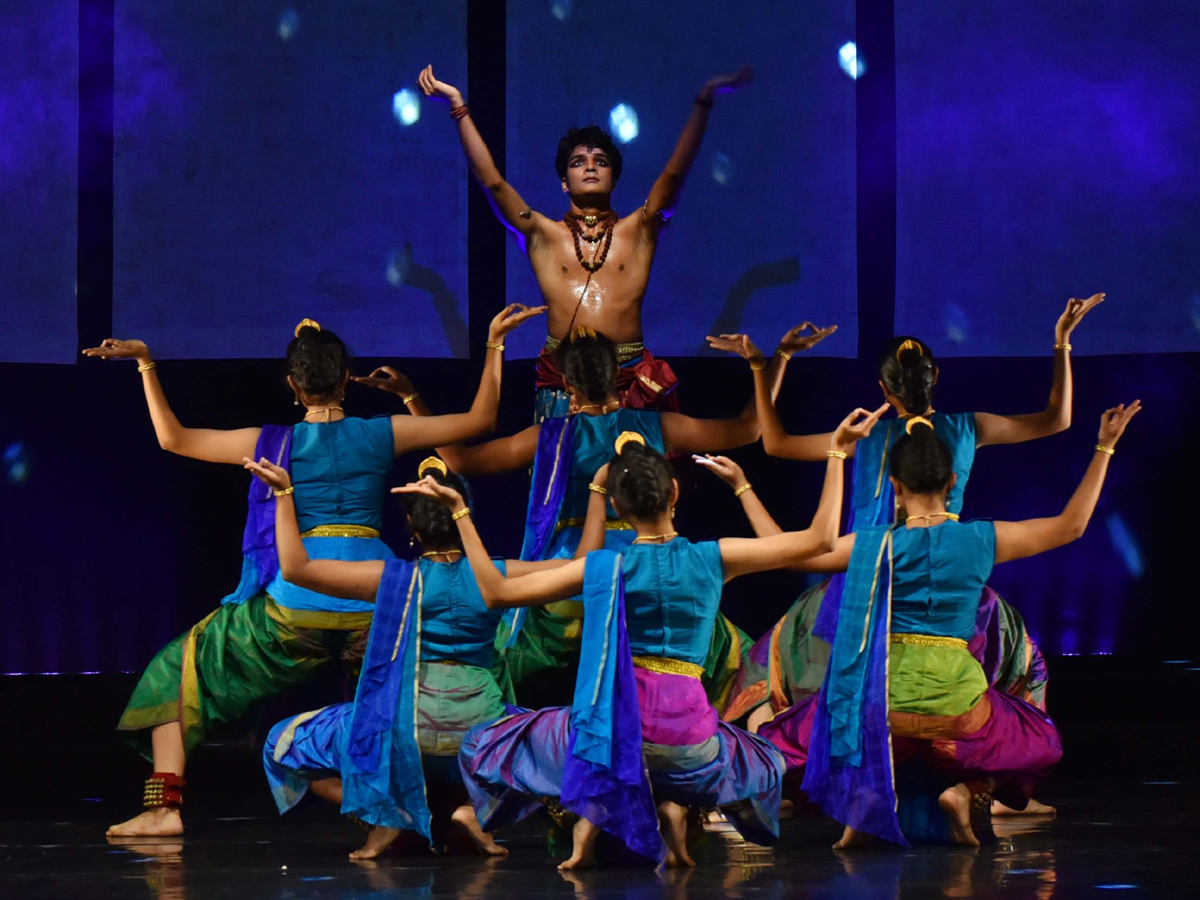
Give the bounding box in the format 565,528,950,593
631,655,705,679
890,632,969,649
299,524,381,539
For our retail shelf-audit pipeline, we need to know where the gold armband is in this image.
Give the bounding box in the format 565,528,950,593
451,507,470,521
588,483,608,495
273,486,295,497
137,361,157,372
827,450,848,460
734,483,753,498
1095,444,1115,456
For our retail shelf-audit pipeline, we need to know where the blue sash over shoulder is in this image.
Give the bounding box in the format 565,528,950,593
222,424,293,606
501,415,576,647
340,559,431,838
803,526,906,845
562,550,664,864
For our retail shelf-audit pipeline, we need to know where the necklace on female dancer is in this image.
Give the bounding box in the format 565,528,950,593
421,549,463,560
304,406,343,421
633,531,678,544
904,512,959,526
574,399,620,415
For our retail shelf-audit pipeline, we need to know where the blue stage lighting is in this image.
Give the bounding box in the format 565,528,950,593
393,89,421,127
386,246,412,287
838,42,866,80
609,103,639,144
551,0,573,22
711,152,734,186
277,9,300,42
1105,512,1144,579
944,303,970,344
4,441,29,484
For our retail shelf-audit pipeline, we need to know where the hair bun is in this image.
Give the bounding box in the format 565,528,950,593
418,456,448,480
614,431,646,454
294,318,322,338
896,338,923,360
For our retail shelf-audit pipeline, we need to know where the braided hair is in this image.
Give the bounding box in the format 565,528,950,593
286,324,350,400
890,419,954,495
878,336,936,415
558,330,618,402
609,439,674,520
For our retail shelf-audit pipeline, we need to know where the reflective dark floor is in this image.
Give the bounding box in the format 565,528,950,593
3,790,1198,900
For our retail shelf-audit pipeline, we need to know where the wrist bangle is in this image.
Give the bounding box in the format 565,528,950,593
827,450,848,460
588,483,608,495
733,483,753,498
450,104,469,121
1054,343,1072,351
485,341,505,352
451,507,470,521
749,359,766,371
775,349,792,362
1095,444,1115,456
273,486,295,497
402,392,420,405
137,361,156,372
694,94,714,110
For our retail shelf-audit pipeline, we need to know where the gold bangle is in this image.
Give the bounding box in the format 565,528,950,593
402,392,420,405
485,342,505,352
273,486,295,497
734,483,753,498
749,360,767,371
137,361,157,372
588,483,608,495
775,349,792,362
827,450,848,460
1054,343,1072,351
1095,444,1115,456
451,507,470,521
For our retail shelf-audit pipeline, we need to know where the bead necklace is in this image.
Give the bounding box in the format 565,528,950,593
564,210,618,274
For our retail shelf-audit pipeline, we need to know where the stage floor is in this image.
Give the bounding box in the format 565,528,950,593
3,792,1197,900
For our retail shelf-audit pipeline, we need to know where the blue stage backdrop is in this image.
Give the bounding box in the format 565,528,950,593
112,1,468,359
500,0,857,359
0,0,77,364
895,0,1200,356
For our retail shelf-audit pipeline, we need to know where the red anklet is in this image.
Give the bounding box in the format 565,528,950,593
143,772,186,809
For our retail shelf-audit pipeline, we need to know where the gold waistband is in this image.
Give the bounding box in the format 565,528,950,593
299,525,381,539
555,517,633,533
631,655,705,679
891,633,969,649
425,659,467,666
544,335,645,363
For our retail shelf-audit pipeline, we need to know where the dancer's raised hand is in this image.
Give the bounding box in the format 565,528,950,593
705,333,764,364
351,366,415,397
700,66,755,101
831,403,890,452
777,322,838,357
694,454,749,492
489,303,547,344
1055,293,1105,344
1097,400,1141,449
417,65,463,107
393,475,466,512
243,457,292,493
82,338,151,363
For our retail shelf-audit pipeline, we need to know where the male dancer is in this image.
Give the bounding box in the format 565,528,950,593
418,64,754,418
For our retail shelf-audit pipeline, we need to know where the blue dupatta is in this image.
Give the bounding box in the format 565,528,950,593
500,415,576,647
340,559,431,837
561,550,665,864
222,424,293,606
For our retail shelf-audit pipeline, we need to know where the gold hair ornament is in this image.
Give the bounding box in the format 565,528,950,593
905,415,934,435
418,456,448,479
896,338,923,360
570,325,597,342
614,431,646,454
294,318,321,337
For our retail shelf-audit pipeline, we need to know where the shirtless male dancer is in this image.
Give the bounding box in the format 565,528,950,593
418,63,754,418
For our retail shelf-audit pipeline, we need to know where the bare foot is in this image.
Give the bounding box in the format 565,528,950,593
348,825,401,860
658,801,696,868
938,784,980,847
557,816,599,871
746,704,774,735
450,805,509,857
832,824,876,850
992,797,1056,816
106,807,183,838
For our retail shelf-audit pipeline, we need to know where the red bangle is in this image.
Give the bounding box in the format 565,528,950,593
450,105,469,121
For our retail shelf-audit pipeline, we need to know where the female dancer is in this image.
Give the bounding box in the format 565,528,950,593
83,304,543,837
401,405,886,869
710,298,1101,743
242,454,608,859
420,328,804,707
792,404,1138,847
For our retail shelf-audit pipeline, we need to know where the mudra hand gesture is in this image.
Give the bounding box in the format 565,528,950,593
351,366,415,397
695,455,749,492
489,303,547,345
777,322,838,357
82,338,151,364
393,476,467,513
831,404,890,453
1056,293,1104,345
1097,400,1141,449
699,65,755,101
243,457,293,493
705,333,765,364
417,65,463,107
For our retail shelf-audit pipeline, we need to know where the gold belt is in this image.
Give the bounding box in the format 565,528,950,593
544,335,645,363
426,659,466,666
555,517,633,533
299,524,381,539
891,633,968,649
631,655,704,679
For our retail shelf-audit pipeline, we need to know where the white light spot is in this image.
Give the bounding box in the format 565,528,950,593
551,0,573,22
944,303,969,344
608,103,639,144
711,152,734,186
392,89,421,127
277,9,300,42
838,42,866,80
387,247,412,287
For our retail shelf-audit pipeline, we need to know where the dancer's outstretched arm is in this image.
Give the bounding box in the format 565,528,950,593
418,65,546,248
641,67,754,234
244,458,384,601
697,454,784,537
83,339,261,464
707,324,841,461
993,401,1139,562
718,406,887,580
976,294,1104,446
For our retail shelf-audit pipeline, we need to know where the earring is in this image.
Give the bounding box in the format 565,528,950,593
670,507,676,520
293,395,300,407
409,535,416,549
